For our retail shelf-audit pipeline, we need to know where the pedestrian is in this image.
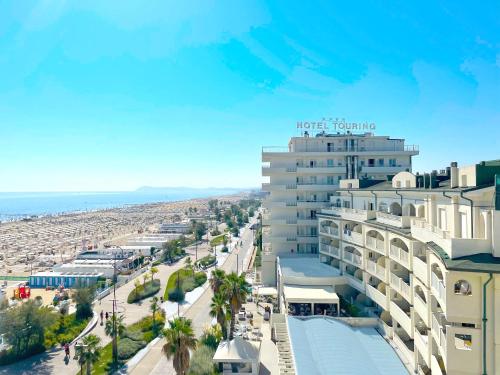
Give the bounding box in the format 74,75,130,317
64,343,70,357
100,310,104,325
105,311,109,320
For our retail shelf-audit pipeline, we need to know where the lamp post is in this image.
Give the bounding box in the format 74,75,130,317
109,245,125,369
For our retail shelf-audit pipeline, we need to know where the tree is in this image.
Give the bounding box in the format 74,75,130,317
150,297,159,334
73,285,95,320
209,269,226,294
75,334,102,375
0,300,56,358
162,317,197,375
150,266,159,282
209,292,230,340
134,279,141,298
208,199,218,212
185,257,193,276
142,273,148,287
105,314,125,366
221,273,251,339
199,324,222,351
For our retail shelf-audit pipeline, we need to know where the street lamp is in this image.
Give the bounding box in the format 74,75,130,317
109,245,125,369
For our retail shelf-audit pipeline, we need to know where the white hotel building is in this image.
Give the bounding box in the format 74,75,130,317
315,162,500,375
261,132,419,285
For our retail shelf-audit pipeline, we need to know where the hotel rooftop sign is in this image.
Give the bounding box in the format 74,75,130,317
297,118,376,132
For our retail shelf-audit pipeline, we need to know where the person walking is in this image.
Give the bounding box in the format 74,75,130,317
100,310,104,325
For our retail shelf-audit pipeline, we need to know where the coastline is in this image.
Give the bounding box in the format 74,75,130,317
0,193,246,276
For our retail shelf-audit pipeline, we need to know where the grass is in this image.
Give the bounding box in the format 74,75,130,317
91,313,165,375
196,255,216,269
164,269,207,301
127,279,161,304
209,234,227,247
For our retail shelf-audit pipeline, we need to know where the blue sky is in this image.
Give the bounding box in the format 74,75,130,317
0,1,499,191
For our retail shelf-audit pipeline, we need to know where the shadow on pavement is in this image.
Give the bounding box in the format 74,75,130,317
0,349,61,375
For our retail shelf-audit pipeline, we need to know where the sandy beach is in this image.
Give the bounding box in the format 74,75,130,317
0,194,245,276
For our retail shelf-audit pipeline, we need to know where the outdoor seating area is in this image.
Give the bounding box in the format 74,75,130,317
283,285,340,317
213,336,261,375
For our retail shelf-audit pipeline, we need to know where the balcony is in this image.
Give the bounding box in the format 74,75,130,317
343,250,362,267
430,355,446,375
261,166,297,175
360,165,411,174
296,166,345,174
411,218,491,258
319,226,339,237
376,211,411,228
366,283,389,310
263,201,296,209
344,268,365,292
342,230,364,246
414,328,430,367
319,244,340,258
431,272,446,304
413,292,429,327
390,301,413,338
297,218,318,225
262,216,297,226
389,244,410,269
296,182,336,191
297,234,318,243
412,256,428,286
366,236,385,255
262,144,419,155
390,273,412,302
325,207,375,222
431,313,447,358
296,200,329,208
366,259,386,281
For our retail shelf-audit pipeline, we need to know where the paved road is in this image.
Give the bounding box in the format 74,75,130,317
0,244,212,375
129,217,258,375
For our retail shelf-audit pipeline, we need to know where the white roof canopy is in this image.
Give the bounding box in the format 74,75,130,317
213,337,260,363
283,285,339,304
256,286,278,297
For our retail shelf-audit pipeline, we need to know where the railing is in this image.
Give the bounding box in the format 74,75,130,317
412,219,451,240
263,144,419,153
366,236,385,252
390,244,410,268
320,226,339,237
343,230,363,244
390,273,411,301
285,201,297,206
286,184,297,189
320,244,340,257
431,273,446,303
366,260,385,280
432,313,447,353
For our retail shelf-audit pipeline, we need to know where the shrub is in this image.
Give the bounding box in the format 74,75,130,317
196,255,216,269
122,329,144,342
117,337,145,360
188,346,216,375
168,287,185,302
127,279,161,304
182,278,196,293
194,272,207,287
221,246,228,253
152,260,162,266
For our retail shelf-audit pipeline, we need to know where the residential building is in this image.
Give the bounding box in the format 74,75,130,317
261,132,419,285
315,161,500,375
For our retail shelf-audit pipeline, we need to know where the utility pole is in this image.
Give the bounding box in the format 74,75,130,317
176,271,180,317
112,249,117,370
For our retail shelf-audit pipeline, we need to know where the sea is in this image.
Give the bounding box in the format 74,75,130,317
0,190,241,222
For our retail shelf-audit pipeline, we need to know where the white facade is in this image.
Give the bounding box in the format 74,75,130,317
261,132,419,285
317,161,500,375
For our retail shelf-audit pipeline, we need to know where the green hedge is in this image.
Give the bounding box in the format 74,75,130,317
165,270,207,301
44,313,90,348
196,255,216,269
127,279,161,304
209,234,226,247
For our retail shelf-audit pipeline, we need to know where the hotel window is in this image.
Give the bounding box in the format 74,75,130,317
327,159,334,167
327,176,335,185
378,159,384,166
454,334,472,350
389,159,397,167
368,158,375,167
454,280,472,296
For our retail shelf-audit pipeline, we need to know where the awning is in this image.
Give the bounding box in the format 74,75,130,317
213,337,260,363
255,286,278,297
283,285,339,304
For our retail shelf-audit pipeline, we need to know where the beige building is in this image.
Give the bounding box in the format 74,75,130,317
261,132,419,285
317,160,500,375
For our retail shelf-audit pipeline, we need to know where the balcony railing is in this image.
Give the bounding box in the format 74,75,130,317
376,211,411,228
431,273,446,303
320,226,339,237
366,260,386,280
432,313,447,354
262,144,419,153
343,251,362,266
366,236,385,253
390,273,412,302
343,230,363,245
390,244,410,268
320,244,340,258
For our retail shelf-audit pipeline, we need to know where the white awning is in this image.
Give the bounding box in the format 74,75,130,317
213,337,260,363
283,285,339,304
256,286,278,297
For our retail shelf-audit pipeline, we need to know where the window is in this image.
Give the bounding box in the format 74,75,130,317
327,159,334,167
454,280,472,296
455,334,472,350
327,176,335,185
368,158,375,167
389,158,397,167
378,158,384,166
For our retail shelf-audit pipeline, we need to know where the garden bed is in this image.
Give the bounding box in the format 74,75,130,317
209,234,227,247
195,255,217,269
127,279,161,304
164,269,207,302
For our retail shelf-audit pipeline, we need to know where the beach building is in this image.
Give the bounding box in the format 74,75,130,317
29,271,102,288
158,222,191,234
261,132,419,285
312,161,500,374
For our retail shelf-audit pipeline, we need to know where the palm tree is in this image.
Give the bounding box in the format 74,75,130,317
150,266,159,282
105,313,125,365
150,296,159,334
221,272,251,339
209,291,230,339
142,273,148,287
162,317,197,375
210,269,226,294
185,257,193,276
75,334,102,375
134,279,141,298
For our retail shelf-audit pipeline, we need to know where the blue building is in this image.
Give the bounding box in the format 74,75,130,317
29,271,102,289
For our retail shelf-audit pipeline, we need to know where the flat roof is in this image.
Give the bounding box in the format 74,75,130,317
429,242,500,274
213,337,260,363
31,271,102,277
288,317,407,375
279,256,341,279
284,285,338,304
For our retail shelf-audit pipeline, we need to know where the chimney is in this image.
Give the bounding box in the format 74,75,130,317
450,162,458,188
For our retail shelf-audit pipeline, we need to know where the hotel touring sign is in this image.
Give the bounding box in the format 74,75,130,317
296,118,376,131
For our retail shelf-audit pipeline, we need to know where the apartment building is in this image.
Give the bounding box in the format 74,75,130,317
317,161,500,375
261,132,419,285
